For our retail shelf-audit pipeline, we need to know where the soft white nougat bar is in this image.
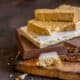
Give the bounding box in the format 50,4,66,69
19,26,80,48
35,7,80,22
37,52,61,67
27,20,75,35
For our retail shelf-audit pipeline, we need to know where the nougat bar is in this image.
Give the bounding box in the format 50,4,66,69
35,9,74,21
35,7,80,22
27,20,75,35
19,26,80,48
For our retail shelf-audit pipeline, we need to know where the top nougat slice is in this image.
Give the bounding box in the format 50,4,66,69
35,7,80,22
58,4,80,22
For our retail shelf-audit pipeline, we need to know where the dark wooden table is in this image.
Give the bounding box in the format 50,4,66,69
0,0,80,80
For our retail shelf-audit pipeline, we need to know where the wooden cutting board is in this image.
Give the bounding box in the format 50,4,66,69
16,58,80,80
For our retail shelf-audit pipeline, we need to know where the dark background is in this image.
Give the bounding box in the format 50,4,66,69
0,0,80,80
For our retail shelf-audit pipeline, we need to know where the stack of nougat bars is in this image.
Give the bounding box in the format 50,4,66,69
19,4,80,48
16,5,80,80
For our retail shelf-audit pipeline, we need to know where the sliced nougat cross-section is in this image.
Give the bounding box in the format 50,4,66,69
27,20,75,35
35,7,80,22
58,4,80,22
34,8,74,21
19,26,80,48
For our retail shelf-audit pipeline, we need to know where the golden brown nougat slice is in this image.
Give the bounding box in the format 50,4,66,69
27,20,75,35
58,4,80,22
35,6,80,22
35,9,74,22
19,26,80,48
